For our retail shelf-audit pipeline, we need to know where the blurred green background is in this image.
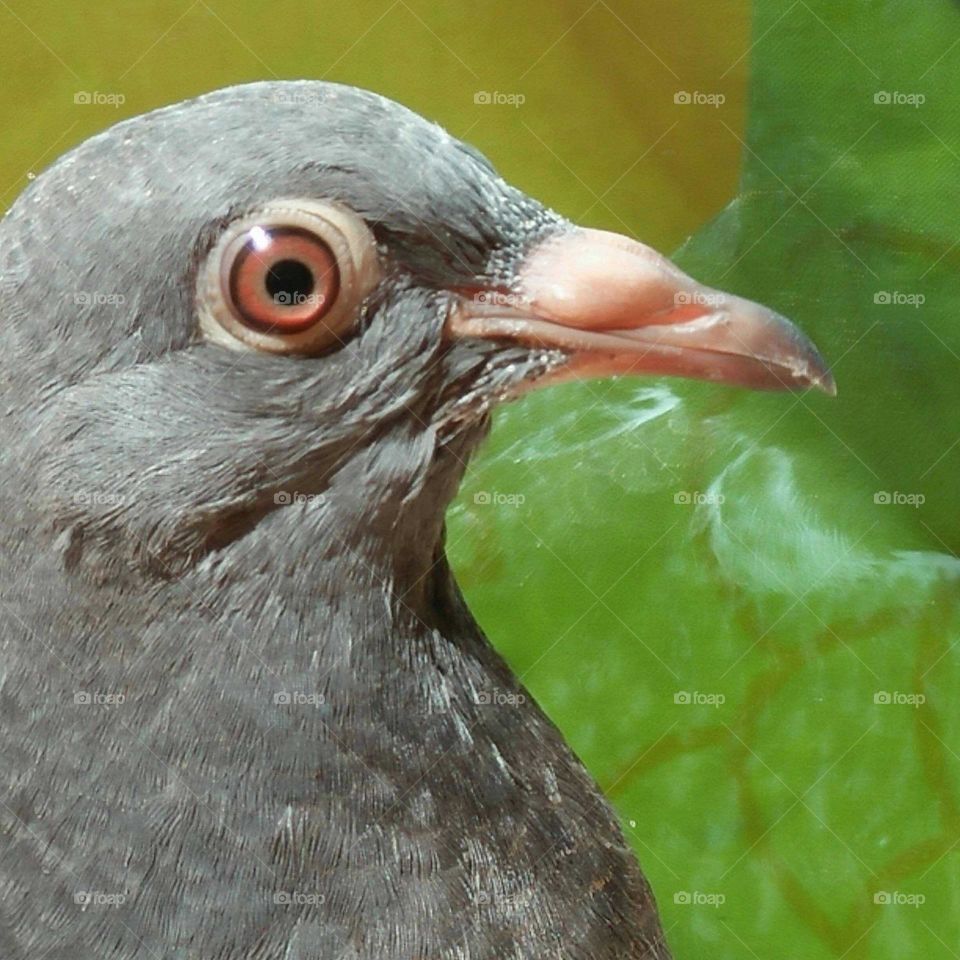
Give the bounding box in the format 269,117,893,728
2,1,955,957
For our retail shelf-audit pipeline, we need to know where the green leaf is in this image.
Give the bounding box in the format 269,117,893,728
450,2,960,957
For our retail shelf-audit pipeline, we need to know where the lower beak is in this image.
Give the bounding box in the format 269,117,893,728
448,227,835,395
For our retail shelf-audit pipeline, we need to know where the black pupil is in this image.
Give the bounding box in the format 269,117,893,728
265,259,315,304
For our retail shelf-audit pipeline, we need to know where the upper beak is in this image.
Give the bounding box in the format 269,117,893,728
447,227,835,395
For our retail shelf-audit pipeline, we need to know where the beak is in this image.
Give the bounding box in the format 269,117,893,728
447,227,835,395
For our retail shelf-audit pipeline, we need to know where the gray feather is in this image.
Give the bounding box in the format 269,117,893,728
0,80,669,959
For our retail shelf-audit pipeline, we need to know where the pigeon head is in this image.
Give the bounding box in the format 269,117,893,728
1,81,832,585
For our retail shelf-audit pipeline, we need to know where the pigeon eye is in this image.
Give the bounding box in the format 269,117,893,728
227,227,340,334
197,201,380,354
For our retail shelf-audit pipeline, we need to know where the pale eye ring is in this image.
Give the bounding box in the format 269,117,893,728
197,200,380,354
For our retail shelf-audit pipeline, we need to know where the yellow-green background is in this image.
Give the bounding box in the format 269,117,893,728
2,2,955,958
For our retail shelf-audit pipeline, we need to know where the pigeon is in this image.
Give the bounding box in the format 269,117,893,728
0,81,833,960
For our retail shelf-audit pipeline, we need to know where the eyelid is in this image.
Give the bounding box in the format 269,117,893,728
196,199,381,355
